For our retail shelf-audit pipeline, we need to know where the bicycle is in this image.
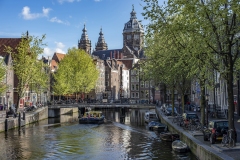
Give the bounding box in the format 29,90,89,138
221,129,235,148
172,115,182,124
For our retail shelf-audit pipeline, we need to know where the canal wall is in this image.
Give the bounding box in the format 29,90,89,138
0,107,48,133
48,107,79,118
155,107,233,160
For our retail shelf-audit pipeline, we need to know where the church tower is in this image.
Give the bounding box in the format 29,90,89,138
95,27,108,51
122,5,144,58
78,24,91,54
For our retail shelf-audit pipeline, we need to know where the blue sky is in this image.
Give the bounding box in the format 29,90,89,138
0,0,150,58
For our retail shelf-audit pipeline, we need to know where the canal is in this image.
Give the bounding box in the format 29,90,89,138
0,108,197,160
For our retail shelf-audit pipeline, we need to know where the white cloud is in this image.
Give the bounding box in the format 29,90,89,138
55,42,65,49
58,0,81,4
43,47,53,57
42,42,66,58
21,6,51,20
50,17,70,25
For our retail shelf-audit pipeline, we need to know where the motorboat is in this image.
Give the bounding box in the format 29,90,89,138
79,110,105,124
144,111,158,123
172,140,188,153
160,132,180,142
148,121,167,132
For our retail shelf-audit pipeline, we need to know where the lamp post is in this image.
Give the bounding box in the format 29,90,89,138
178,95,181,114
206,94,209,126
6,91,10,110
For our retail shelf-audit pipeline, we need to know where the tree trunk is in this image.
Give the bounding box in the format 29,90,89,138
172,87,175,116
227,68,236,146
181,95,184,113
200,80,206,125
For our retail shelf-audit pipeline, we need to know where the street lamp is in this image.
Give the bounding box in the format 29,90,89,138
6,91,10,110
206,94,209,126
178,95,181,114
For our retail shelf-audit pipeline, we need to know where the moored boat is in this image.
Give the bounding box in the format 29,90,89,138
160,132,180,142
79,110,105,124
172,140,188,153
144,111,158,123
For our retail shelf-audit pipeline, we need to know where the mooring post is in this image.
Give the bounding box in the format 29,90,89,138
18,112,21,129
23,112,25,120
5,119,8,131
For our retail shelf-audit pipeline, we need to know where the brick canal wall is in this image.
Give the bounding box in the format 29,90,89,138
0,107,48,133
155,107,233,160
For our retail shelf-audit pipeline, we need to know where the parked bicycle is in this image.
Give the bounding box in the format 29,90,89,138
172,115,182,124
221,129,235,148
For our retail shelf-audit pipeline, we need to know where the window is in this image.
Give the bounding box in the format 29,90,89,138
145,81,149,88
134,34,139,40
132,84,135,90
141,81,144,88
136,92,139,98
131,76,135,82
136,76,139,82
127,35,131,40
136,84,139,90
132,93,135,98
145,90,149,98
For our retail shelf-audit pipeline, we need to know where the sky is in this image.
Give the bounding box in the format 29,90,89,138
0,0,150,59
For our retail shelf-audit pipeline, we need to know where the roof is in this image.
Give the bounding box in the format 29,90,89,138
92,49,122,60
0,38,22,56
55,53,65,61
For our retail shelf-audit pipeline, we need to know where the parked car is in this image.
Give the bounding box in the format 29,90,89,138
202,120,237,144
161,103,172,113
148,121,167,132
182,112,199,121
165,107,178,116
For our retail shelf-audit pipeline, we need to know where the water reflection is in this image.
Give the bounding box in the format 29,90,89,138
0,108,197,160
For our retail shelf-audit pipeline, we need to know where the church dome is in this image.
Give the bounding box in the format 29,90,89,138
123,5,144,33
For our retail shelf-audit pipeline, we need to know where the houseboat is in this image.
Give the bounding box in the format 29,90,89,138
79,110,105,124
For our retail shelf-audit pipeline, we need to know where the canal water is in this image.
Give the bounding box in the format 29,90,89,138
0,108,197,160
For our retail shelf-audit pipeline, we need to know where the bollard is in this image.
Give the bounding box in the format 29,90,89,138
18,112,21,129
23,112,25,120
5,119,8,131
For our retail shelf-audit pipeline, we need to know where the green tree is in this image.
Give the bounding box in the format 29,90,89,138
142,0,240,141
5,32,47,111
0,59,7,94
53,47,99,98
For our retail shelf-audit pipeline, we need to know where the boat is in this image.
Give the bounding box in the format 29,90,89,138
148,121,168,132
160,132,180,142
144,111,159,123
172,140,188,153
79,110,105,124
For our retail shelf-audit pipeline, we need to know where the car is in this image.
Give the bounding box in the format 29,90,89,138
165,106,178,116
161,103,172,113
148,121,168,132
182,112,199,121
202,120,237,144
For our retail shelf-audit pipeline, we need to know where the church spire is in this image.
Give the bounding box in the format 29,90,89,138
95,27,108,51
78,24,91,54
